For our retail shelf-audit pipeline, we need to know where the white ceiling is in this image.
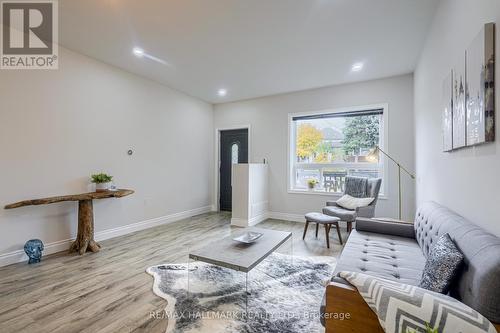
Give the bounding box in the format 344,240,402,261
59,0,438,103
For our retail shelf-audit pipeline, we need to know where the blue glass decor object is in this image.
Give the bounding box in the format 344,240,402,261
24,239,44,264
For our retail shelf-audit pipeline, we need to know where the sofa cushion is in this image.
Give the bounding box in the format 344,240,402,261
322,205,356,222
320,229,425,326
333,229,425,285
419,233,464,294
415,202,500,323
356,217,416,238
341,271,497,333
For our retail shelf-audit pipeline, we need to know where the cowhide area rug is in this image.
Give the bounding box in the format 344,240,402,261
146,253,336,333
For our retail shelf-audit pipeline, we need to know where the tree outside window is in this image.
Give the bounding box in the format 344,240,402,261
342,115,380,157
291,109,383,193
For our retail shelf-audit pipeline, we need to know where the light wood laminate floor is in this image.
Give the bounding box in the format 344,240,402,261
0,212,345,333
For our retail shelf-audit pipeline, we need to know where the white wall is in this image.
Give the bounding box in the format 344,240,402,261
214,74,415,222
414,0,500,237
0,47,214,263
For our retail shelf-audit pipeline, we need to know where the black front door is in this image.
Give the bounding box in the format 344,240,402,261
219,129,248,211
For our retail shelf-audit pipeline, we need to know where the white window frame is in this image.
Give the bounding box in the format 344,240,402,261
287,103,389,198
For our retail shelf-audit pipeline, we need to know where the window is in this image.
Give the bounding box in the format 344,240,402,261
231,143,239,164
289,106,385,194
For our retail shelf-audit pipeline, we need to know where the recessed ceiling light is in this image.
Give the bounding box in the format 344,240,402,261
132,47,144,57
351,62,364,72
217,88,228,97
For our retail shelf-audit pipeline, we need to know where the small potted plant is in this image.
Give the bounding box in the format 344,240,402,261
91,173,113,192
307,179,318,191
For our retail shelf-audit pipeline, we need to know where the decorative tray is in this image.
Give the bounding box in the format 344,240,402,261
233,232,263,244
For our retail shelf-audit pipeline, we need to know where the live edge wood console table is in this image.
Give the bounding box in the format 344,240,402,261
4,189,134,255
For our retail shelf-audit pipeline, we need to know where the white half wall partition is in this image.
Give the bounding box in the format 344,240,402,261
231,163,269,227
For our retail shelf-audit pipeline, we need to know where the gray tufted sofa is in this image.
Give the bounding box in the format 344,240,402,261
321,201,500,331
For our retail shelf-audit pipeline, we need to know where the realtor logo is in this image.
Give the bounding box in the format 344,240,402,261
1,0,58,69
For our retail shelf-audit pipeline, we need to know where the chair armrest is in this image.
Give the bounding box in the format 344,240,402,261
325,279,384,333
355,205,375,218
355,218,415,239
326,203,374,218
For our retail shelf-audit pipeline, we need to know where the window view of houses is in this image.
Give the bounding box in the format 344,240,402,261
292,113,382,192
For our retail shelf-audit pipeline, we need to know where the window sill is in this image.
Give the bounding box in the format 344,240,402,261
287,189,387,200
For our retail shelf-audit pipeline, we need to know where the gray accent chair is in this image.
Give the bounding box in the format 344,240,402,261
322,176,382,232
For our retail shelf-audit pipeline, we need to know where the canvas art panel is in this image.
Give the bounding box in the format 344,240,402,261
452,61,467,149
443,71,453,152
466,23,495,146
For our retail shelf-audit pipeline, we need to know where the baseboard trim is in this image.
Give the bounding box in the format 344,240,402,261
231,212,268,227
0,238,76,268
230,217,248,227
0,205,212,267
248,213,268,226
267,211,305,223
94,205,212,241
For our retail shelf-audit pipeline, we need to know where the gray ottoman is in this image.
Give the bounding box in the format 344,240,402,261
303,212,342,248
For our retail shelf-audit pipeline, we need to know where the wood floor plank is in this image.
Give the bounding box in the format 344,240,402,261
0,212,344,333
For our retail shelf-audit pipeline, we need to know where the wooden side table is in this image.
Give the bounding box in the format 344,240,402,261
5,189,134,255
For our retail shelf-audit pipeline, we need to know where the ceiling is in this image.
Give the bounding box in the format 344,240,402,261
59,0,438,103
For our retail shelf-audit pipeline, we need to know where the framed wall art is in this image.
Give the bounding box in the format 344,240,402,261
466,22,495,146
443,72,453,152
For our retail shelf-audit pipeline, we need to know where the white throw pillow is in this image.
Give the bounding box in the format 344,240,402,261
336,194,374,210
340,271,496,333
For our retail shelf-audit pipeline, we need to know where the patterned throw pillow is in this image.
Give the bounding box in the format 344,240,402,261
340,271,496,333
419,233,464,293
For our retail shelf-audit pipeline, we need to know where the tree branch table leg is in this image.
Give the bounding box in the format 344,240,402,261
69,199,101,255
